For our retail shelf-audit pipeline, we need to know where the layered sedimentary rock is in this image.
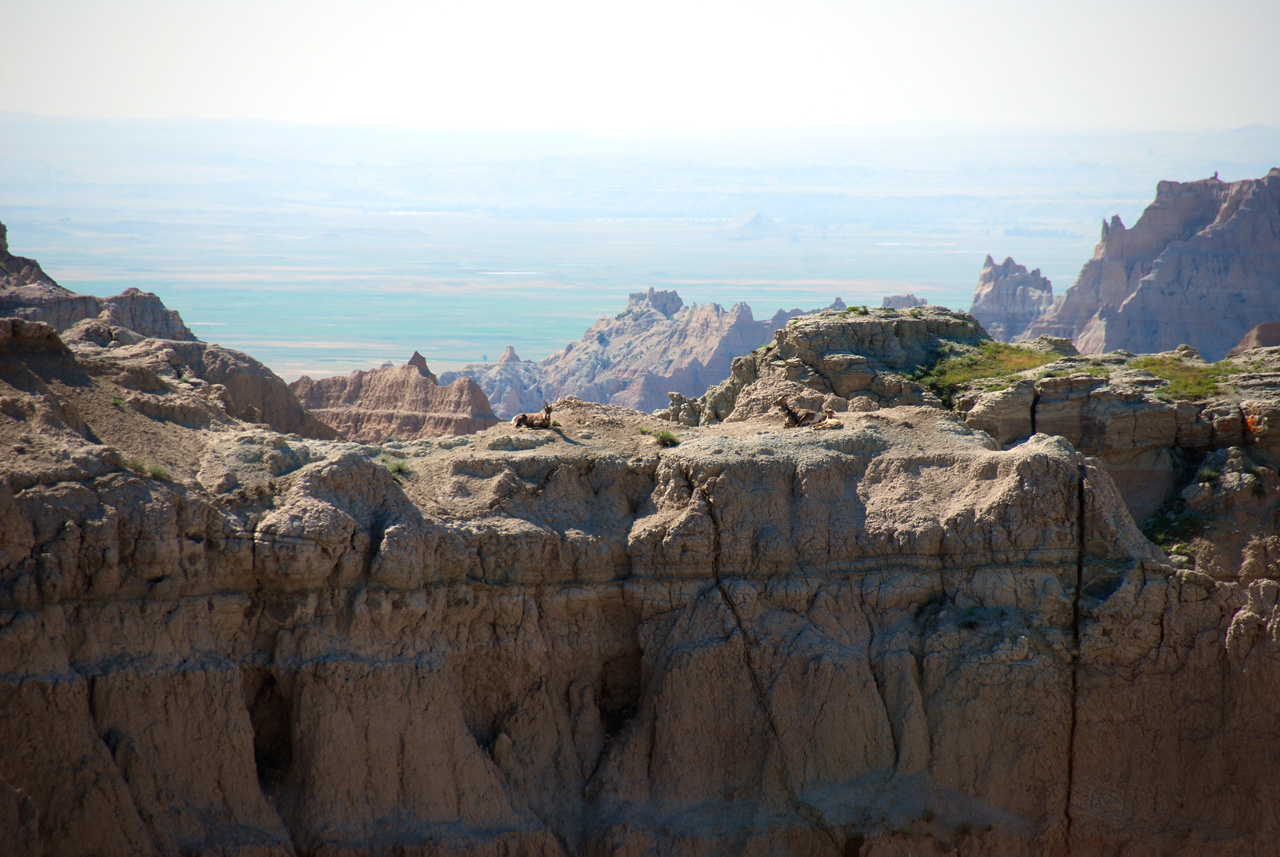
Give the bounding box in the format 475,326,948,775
5,304,1280,857
444,289,844,418
291,352,499,441
1019,169,1280,359
968,255,1056,341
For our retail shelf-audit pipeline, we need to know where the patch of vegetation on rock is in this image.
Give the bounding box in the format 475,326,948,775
1128,354,1241,400
916,342,1054,406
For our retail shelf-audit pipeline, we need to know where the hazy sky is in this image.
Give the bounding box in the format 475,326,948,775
4,0,1278,131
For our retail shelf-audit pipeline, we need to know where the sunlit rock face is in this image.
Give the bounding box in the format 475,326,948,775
1020,169,1280,360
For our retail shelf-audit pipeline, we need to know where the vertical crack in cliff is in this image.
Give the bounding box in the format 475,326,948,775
362,513,387,579
1030,384,1040,436
705,492,843,853
1064,459,1086,848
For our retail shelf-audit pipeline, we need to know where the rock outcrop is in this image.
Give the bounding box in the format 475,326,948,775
291,352,499,441
446,289,845,417
1228,321,1280,356
1019,169,1280,359
968,255,1056,341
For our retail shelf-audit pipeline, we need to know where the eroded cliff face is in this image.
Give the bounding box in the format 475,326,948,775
290,353,500,442
1018,169,1280,359
4,308,1280,857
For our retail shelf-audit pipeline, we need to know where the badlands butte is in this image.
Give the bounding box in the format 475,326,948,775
3,168,1280,857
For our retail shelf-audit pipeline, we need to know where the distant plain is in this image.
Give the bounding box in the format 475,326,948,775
3,116,1276,380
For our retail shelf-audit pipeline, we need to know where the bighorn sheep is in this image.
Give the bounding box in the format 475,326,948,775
773,396,820,428
513,403,553,429
811,408,844,430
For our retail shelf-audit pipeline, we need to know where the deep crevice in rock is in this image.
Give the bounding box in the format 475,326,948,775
245,670,293,797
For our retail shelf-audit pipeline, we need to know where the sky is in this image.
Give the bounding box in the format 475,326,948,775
4,0,1279,132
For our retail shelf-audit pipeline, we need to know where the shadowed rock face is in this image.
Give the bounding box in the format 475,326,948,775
291,352,499,441
1019,169,1280,359
969,255,1056,342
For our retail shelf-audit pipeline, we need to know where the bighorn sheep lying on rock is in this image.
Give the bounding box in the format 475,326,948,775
513,403,553,429
773,396,820,428
811,408,844,430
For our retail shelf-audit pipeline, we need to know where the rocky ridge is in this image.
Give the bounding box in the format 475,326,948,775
290,352,499,442
1012,169,1280,359
8,301,1280,855
442,289,845,418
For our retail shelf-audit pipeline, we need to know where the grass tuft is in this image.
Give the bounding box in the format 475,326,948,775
654,429,681,447
110,397,125,409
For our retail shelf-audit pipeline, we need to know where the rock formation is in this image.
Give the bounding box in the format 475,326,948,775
881,292,926,309
8,299,1280,856
445,288,844,417
968,255,1056,341
291,352,499,441
1018,169,1280,359
440,350,550,422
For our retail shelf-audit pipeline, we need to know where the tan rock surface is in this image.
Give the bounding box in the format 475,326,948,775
291,352,499,442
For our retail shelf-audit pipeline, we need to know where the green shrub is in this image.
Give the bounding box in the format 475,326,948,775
638,426,652,435
1196,466,1220,484
1129,355,1240,400
908,307,923,318
380,456,410,476
1142,502,1205,547
123,458,168,480
654,429,681,447
110,397,125,408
